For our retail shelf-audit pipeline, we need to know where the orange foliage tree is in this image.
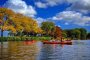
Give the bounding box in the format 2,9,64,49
54,26,62,40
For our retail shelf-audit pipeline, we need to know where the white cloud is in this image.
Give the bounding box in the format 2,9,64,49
65,22,69,25
35,2,47,8
52,11,82,20
57,25,61,27
36,17,45,24
4,0,37,17
46,0,64,6
35,0,90,14
35,0,65,8
66,0,78,3
35,17,46,26
67,0,90,14
51,11,90,26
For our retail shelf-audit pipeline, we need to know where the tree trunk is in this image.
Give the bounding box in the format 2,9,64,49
1,29,3,37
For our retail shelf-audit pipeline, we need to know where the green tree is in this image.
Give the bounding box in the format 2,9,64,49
71,29,81,40
41,21,55,36
62,30,67,38
64,29,73,38
79,28,87,40
63,28,87,40
86,32,90,39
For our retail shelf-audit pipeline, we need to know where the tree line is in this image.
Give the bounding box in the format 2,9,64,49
62,28,90,40
0,8,62,39
0,8,90,40
41,22,90,40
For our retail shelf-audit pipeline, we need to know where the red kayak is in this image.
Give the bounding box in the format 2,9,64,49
43,41,72,45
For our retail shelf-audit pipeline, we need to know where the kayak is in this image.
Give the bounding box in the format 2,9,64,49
43,41,72,45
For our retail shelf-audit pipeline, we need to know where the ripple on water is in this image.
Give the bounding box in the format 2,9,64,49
1,40,90,60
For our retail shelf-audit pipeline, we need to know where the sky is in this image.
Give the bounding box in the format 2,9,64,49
0,0,90,32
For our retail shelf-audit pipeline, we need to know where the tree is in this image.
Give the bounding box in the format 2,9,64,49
41,21,55,36
71,29,81,40
79,28,87,40
62,28,87,40
64,29,72,38
86,32,90,39
62,30,67,38
0,8,40,36
0,8,15,36
54,26,62,40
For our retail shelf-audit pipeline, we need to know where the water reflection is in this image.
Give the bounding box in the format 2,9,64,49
0,41,40,60
0,40,90,60
0,42,9,60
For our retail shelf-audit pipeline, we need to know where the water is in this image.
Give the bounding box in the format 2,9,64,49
0,40,90,60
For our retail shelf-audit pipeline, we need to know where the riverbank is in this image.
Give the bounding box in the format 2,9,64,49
0,36,52,41
0,36,89,42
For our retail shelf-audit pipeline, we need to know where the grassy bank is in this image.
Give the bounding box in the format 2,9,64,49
0,36,52,41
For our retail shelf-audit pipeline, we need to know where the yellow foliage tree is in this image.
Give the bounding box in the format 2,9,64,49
0,8,41,36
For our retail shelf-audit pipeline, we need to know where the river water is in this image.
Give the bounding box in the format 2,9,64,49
0,40,90,60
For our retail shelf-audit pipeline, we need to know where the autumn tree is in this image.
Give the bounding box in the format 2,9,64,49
0,8,40,36
0,8,16,36
54,26,62,40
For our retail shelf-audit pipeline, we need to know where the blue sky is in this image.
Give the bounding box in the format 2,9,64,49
0,0,90,32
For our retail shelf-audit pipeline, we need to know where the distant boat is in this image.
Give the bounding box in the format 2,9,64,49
43,40,72,45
